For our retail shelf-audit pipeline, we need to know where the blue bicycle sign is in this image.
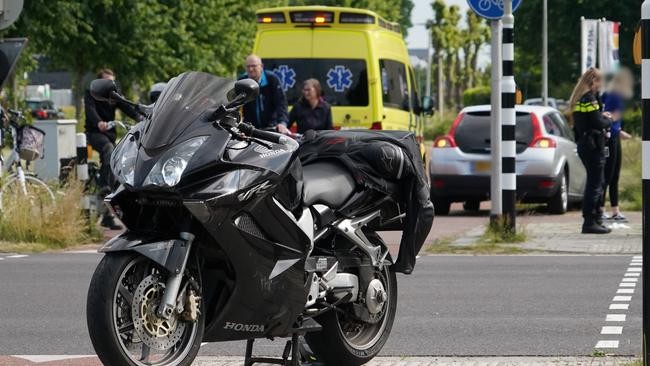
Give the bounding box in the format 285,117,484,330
467,0,521,20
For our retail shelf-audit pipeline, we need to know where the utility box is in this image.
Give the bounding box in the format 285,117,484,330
33,119,77,182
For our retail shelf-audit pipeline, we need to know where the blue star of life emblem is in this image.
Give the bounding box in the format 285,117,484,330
326,65,353,92
272,65,296,92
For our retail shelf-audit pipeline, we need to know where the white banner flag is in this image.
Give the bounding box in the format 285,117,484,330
581,18,599,74
598,20,620,74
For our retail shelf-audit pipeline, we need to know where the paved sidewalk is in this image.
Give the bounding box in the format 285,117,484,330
449,212,641,254
190,356,637,365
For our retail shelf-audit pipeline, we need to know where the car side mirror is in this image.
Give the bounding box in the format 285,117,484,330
90,79,118,102
226,78,259,108
421,96,435,115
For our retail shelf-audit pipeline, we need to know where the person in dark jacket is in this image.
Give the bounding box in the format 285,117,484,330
569,67,612,234
239,55,288,129
281,78,332,134
85,68,141,229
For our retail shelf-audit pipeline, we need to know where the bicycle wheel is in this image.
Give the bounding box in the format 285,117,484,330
0,174,55,213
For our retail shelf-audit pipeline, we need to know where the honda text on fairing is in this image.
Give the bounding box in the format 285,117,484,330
85,71,433,366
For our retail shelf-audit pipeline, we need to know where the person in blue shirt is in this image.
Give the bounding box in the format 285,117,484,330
600,68,633,222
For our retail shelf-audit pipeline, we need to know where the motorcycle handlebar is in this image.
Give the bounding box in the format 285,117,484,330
238,123,287,145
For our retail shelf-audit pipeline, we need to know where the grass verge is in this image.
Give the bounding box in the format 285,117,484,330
618,137,642,211
425,234,528,255
0,179,103,252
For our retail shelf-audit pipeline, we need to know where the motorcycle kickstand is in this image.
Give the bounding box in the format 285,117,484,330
243,333,304,366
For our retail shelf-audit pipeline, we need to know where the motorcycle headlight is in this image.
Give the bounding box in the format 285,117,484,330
144,136,208,187
110,133,138,186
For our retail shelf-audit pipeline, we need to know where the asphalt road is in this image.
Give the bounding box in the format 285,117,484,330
0,253,641,358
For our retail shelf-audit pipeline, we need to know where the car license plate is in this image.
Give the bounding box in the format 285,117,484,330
472,161,491,173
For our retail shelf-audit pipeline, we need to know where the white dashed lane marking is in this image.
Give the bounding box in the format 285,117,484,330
0,254,29,261
595,340,620,348
606,314,626,322
601,326,623,335
595,256,641,351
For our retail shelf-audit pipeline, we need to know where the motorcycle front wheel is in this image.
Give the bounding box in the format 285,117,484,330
87,252,204,366
305,265,397,366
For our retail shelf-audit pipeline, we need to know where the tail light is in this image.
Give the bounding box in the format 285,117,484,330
529,113,556,148
370,122,382,130
36,110,48,119
333,126,341,130
433,135,456,148
433,179,445,189
538,179,555,188
529,137,557,148
447,112,465,137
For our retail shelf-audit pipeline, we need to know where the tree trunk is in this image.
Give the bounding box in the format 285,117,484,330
445,53,455,108
437,54,443,118
454,51,462,108
72,67,85,122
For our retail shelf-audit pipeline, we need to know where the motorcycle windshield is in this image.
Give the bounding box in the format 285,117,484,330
141,71,234,150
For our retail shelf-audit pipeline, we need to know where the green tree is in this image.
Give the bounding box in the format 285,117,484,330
515,0,641,100
462,10,489,90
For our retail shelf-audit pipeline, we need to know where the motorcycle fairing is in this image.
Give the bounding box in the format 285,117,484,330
199,194,313,341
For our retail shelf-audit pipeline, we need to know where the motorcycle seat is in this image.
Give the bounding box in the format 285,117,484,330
302,161,356,209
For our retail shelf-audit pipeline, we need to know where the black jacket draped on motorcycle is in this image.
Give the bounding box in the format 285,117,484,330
298,130,434,274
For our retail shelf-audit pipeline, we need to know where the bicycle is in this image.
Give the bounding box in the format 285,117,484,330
0,108,55,212
478,0,504,11
59,120,133,218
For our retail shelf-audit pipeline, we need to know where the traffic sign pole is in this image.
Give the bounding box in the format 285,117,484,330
467,0,521,230
501,0,517,232
490,20,503,224
642,2,650,363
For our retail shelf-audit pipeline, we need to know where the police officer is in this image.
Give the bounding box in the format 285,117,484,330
569,68,612,234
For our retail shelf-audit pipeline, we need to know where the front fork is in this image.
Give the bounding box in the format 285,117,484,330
157,231,195,319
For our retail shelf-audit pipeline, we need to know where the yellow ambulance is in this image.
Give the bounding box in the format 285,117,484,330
252,6,431,145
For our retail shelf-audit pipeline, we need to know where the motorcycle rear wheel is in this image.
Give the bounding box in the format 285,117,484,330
305,266,397,366
87,252,204,366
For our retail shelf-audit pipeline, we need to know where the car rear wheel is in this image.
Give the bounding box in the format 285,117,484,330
548,172,568,214
432,194,450,216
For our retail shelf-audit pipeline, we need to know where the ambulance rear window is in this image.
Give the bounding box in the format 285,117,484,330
262,59,368,107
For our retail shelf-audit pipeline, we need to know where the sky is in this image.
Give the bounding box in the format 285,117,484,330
406,0,469,49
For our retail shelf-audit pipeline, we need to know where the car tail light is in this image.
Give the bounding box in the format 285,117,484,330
433,179,445,189
529,113,556,148
370,122,382,130
36,110,48,119
433,135,456,148
538,179,555,188
333,126,341,130
530,137,557,148
447,112,465,137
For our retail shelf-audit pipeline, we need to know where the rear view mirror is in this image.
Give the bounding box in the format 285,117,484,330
421,96,435,115
90,79,118,102
227,79,260,108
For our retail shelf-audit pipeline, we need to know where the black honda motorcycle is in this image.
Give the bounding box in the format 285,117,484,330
86,71,430,366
